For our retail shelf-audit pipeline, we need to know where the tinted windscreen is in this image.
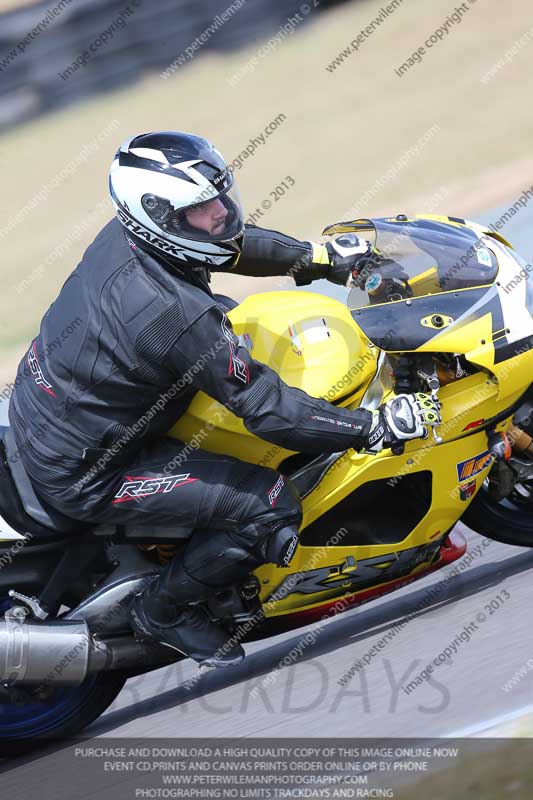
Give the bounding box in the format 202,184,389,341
347,218,498,310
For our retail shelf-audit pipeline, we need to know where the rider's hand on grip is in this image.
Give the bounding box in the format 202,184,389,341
365,393,441,454
391,441,405,456
325,233,374,286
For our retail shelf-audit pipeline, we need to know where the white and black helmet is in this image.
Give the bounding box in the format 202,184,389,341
109,131,245,268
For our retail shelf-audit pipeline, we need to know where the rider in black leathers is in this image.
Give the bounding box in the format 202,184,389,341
8,132,440,667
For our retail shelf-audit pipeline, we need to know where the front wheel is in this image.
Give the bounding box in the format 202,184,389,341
462,478,533,547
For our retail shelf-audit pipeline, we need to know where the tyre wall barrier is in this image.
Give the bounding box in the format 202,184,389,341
0,0,348,131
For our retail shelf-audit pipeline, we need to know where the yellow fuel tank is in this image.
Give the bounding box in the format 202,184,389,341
169,291,377,467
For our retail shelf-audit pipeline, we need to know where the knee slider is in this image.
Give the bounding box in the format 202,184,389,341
264,523,300,567
231,514,301,567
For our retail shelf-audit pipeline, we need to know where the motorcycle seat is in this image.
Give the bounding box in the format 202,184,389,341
0,428,193,544
0,423,341,544
0,427,84,535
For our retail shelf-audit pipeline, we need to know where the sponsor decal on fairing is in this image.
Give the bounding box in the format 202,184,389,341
456,450,493,482
462,418,486,431
459,479,477,501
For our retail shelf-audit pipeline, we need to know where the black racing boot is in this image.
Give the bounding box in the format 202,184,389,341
130,527,265,668
130,592,244,668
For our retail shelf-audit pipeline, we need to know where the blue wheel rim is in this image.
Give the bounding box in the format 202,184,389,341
0,595,99,740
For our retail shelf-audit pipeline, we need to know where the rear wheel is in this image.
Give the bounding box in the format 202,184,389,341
0,596,127,752
462,476,533,547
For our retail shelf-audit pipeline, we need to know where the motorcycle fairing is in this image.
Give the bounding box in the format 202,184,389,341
251,425,497,618
351,286,491,351
265,541,440,602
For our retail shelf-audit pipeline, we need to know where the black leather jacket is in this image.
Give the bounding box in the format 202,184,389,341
8,219,372,488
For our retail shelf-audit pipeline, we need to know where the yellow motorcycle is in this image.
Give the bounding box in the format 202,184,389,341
170,213,533,623
0,214,531,746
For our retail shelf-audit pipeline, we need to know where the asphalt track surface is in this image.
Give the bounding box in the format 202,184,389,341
82,525,533,738
2,203,533,741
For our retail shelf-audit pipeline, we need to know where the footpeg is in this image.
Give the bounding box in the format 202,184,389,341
8,590,48,620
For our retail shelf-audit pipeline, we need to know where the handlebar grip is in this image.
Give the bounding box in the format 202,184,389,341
391,442,405,456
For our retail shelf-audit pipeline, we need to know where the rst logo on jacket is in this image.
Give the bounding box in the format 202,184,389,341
221,315,250,384
26,341,56,397
113,473,197,504
456,451,493,482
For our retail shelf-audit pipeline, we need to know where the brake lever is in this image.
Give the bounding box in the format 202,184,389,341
429,389,443,444
416,358,443,445
432,419,443,444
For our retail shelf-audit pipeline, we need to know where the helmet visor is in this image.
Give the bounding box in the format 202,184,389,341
141,182,244,244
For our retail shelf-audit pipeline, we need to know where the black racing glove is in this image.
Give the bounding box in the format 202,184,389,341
366,393,442,454
301,233,375,287
324,233,375,286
